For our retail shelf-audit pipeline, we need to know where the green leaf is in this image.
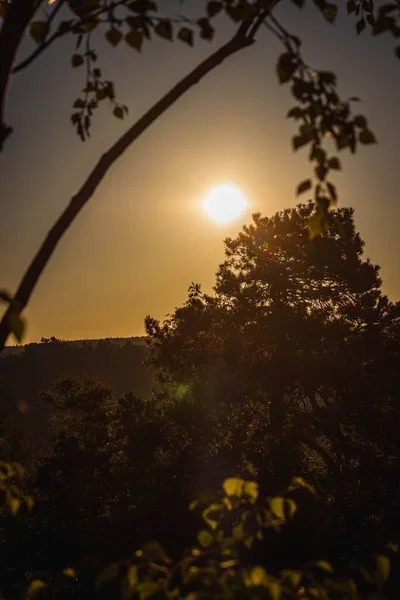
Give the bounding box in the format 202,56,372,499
62,568,77,578
328,156,341,169
155,20,173,40
243,566,268,587
356,18,366,34
243,481,259,503
311,560,334,573
178,27,194,47
323,3,338,24
202,503,222,529
296,179,312,195
207,1,222,17
269,497,285,520
106,28,123,46
281,570,302,588
29,21,49,44
9,495,21,515
359,129,377,144
375,554,390,583
113,106,124,119
198,530,213,548
223,477,244,497
125,28,144,51
285,498,297,519
26,580,47,600
127,565,138,590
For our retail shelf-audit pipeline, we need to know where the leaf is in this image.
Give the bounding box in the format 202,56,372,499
178,27,194,47
127,565,138,590
29,21,49,44
202,503,222,529
347,0,356,14
95,563,119,590
323,3,338,24
311,560,333,573
244,566,268,587
207,1,222,17
327,182,337,203
71,53,84,67
285,498,297,518
8,312,25,343
243,481,259,503
281,570,302,588
0,290,12,303
26,580,47,600
106,28,123,46
155,20,173,40
308,213,324,240
125,28,144,51
356,18,366,34
276,53,297,84
113,106,124,119
292,133,312,150
223,477,244,497
286,107,303,119
197,530,213,548
62,568,77,578
328,156,341,169
73,98,85,109
269,497,285,520
9,495,21,515
266,580,281,600
296,179,312,195
375,554,390,583
189,500,199,511
359,129,377,144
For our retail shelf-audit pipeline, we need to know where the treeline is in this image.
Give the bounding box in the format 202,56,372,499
0,338,151,438
1,203,400,600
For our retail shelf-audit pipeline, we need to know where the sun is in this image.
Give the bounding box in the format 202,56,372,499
203,183,248,224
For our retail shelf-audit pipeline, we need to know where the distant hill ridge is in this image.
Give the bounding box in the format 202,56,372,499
2,335,148,357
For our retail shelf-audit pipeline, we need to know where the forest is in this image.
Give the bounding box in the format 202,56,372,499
1,203,400,599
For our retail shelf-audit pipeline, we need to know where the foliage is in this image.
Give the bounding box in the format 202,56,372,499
146,202,400,539
61,474,398,600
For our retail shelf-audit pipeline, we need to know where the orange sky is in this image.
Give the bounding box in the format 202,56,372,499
1,2,399,344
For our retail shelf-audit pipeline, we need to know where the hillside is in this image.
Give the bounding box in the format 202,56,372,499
0,337,152,439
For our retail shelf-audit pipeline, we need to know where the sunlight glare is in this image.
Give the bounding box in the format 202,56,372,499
203,184,248,224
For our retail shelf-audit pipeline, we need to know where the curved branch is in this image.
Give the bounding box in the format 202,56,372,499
0,18,265,351
0,0,40,150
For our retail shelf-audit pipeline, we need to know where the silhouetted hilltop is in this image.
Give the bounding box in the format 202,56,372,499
0,337,152,439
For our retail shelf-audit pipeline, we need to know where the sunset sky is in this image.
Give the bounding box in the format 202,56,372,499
1,1,399,344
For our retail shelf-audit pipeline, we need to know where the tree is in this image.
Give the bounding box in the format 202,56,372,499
1,0,399,349
145,201,400,547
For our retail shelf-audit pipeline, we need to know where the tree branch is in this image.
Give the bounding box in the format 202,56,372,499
0,0,40,150
0,19,262,351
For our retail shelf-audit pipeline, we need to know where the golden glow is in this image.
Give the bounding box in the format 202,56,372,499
203,183,248,224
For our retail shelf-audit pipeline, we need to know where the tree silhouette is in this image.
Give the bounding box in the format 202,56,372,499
146,202,400,547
